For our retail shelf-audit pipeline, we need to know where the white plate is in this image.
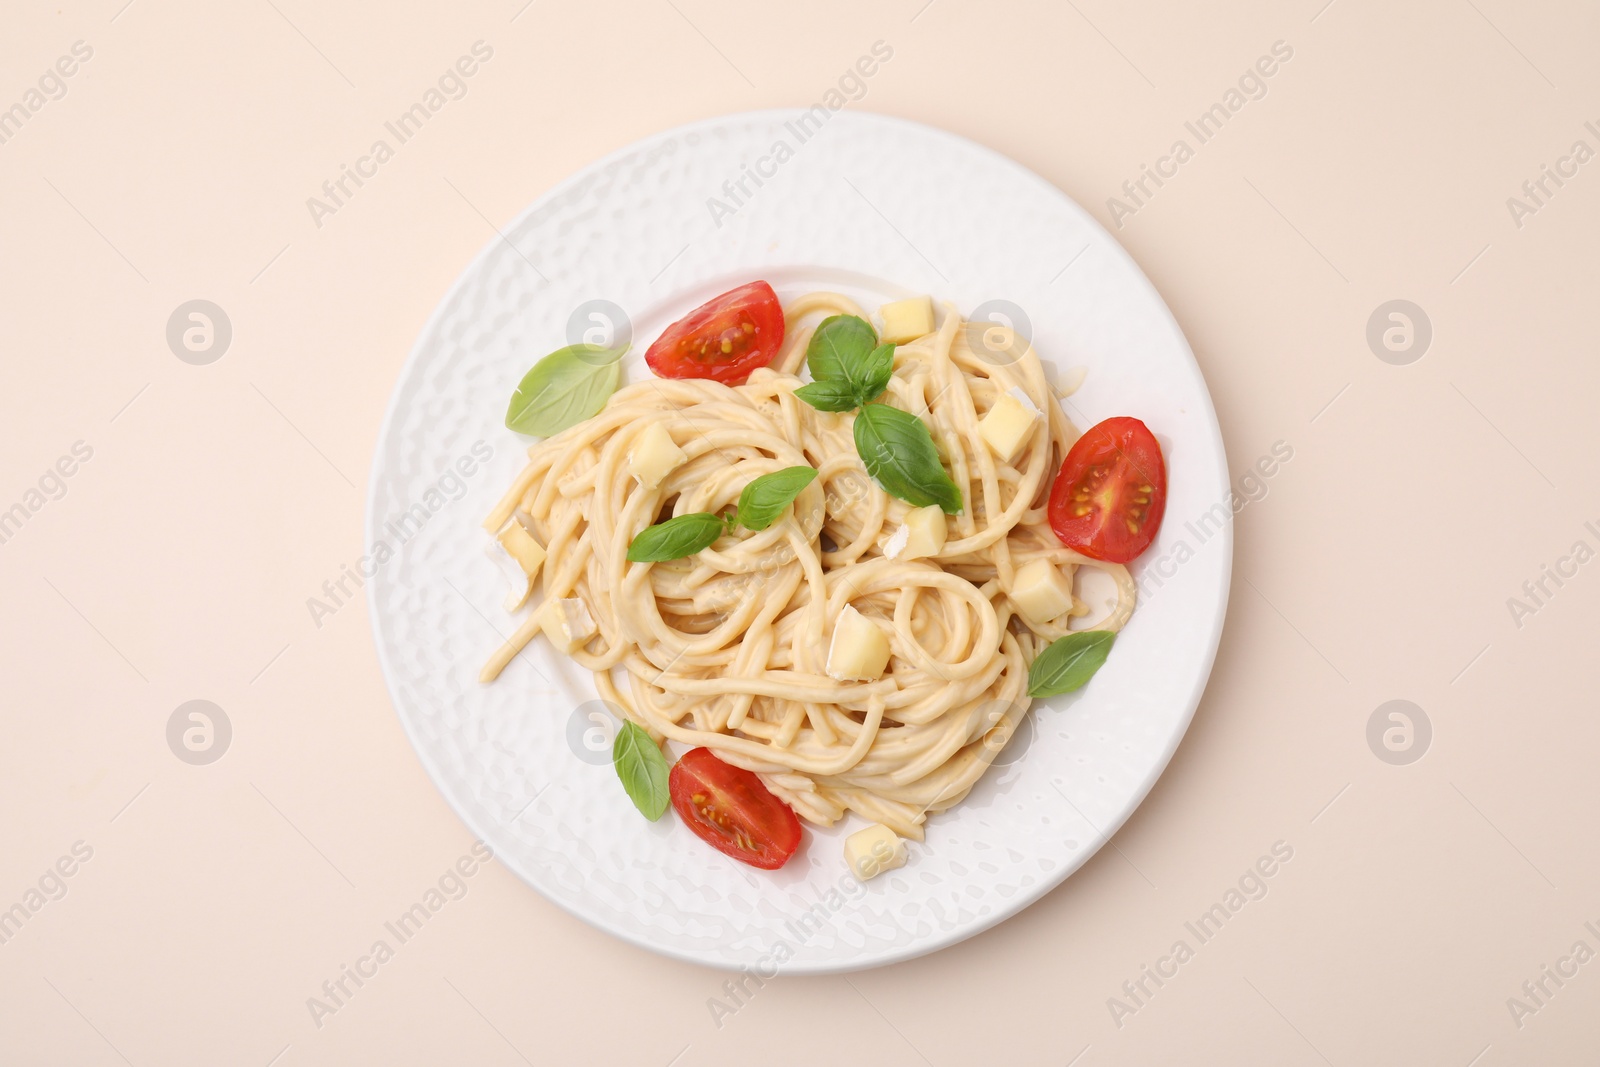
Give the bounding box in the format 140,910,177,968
367,110,1231,974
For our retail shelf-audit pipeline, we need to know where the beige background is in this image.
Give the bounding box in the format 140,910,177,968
3,0,1597,1063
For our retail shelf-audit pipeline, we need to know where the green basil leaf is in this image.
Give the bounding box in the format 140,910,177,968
612,720,671,820
853,403,962,514
793,380,863,412
1027,630,1116,699
505,344,625,437
800,319,894,411
855,342,895,404
805,315,877,384
626,512,725,562
737,466,818,531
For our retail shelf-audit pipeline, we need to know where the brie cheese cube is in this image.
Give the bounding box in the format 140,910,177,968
844,823,907,881
541,597,597,654
978,389,1042,464
629,422,687,489
489,520,546,611
1010,558,1075,626
487,542,533,612
885,505,946,561
497,521,547,577
826,605,890,681
879,296,935,344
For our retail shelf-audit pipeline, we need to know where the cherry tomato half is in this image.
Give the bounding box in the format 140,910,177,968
668,747,802,870
644,281,785,386
1047,417,1167,564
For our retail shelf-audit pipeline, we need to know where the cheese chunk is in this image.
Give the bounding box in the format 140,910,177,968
844,823,907,881
489,520,546,611
541,597,597,654
1010,558,1074,626
885,505,947,561
628,422,687,489
978,389,1042,464
497,520,547,577
879,296,935,344
826,605,890,681
487,543,532,611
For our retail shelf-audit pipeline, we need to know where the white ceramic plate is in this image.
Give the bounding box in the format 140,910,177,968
367,110,1231,974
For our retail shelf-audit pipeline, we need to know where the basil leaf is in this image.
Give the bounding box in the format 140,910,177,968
612,720,671,820
626,512,726,562
1027,630,1116,699
853,403,962,514
806,315,877,384
855,343,895,404
793,380,863,412
505,344,625,437
737,466,817,531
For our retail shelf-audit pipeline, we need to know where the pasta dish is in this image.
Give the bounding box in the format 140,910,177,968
477,281,1167,875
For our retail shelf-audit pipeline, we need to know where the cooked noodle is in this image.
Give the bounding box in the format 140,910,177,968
480,293,1135,839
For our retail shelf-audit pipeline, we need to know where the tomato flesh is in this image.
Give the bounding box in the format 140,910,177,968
644,281,785,386
668,747,802,870
1047,417,1167,563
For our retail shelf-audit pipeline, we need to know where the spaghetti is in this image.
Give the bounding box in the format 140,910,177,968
480,292,1135,840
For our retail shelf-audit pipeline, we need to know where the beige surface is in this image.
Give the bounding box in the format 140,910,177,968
3,0,1597,1063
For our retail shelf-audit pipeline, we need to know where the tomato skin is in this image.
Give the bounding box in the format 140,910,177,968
1047,417,1167,564
645,281,786,386
668,747,802,870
